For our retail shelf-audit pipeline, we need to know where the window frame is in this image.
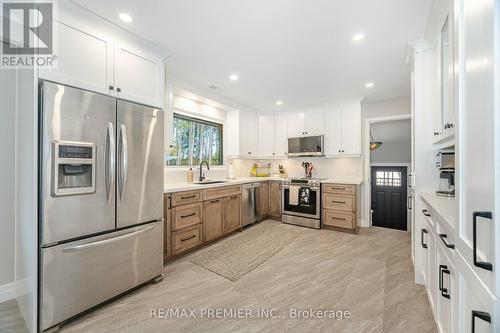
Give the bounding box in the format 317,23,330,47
166,112,224,167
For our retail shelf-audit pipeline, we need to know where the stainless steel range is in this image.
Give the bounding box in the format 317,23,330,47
282,178,324,229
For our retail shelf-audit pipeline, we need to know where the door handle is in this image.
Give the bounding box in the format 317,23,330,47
62,225,154,252
421,229,428,249
438,264,451,299
105,122,115,203
441,266,451,299
439,233,455,249
472,310,491,332
119,124,128,201
473,211,493,271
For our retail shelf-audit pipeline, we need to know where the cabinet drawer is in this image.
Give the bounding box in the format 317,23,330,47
172,203,203,230
172,225,202,255
203,186,241,201
172,190,201,206
323,184,356,195
323,194,355,212
323,210,355,229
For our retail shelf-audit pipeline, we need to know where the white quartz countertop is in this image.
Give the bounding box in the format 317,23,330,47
164,177,363,193
421,192,456,226
164,177,283,193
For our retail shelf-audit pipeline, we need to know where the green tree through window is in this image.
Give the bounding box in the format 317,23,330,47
166,114,223,166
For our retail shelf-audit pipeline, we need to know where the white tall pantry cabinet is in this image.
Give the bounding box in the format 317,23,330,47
411,0,500,331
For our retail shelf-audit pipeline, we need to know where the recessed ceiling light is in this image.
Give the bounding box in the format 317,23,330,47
119,13,133,23
276,100,283,106
229,74,239,81
352,33,365,42
365,82,375,88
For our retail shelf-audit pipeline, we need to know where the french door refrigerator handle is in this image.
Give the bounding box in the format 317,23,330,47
472,310,491,332
473,211,493,271
105,122,115,203
119,124,129,201
62,225,155,253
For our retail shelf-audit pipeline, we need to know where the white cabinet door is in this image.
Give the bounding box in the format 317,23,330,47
305,110,325,135
258,115,275,157
340,105,362,155
274,114,288,158
426,226,437,316
39,21,113,95
324,108,342,156
457,0,498,297
239,111,258,157
114,44,164,108
456,254,497,333
436,244,455,333
287,113,306,138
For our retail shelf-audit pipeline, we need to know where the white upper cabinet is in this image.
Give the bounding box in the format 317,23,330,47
287,112,306,137
340,104,362,155
325,104,361,156
324,108,342,155
274,114,288,158
258,115,276,157
40,21,113,95
305,110,325,136
287,111,325,137
39,18,165,108
114,44,164,107
457,0,499,298
227,110,258,158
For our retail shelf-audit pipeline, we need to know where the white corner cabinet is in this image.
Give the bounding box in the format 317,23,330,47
227,110,259,158
324,104,362,156
39,18,165,108
251,103,362,159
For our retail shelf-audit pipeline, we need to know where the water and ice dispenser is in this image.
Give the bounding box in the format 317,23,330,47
53,142,96,196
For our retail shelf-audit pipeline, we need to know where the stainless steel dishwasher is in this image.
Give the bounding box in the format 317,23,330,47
242,183,261,226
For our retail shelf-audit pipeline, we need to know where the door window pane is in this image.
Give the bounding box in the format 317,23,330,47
166,113,223,166
376,171,402,187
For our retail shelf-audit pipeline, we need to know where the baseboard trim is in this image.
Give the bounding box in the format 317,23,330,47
0,282,15,303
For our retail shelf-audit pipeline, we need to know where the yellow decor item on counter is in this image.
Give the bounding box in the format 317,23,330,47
251,164,257,176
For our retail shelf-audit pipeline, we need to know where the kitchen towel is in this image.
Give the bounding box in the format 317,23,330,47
288,185,300,205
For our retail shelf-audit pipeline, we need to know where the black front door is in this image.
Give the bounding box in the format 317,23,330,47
371,166,408,230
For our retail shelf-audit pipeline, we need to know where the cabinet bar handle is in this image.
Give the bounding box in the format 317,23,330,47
181,195,196,199
180,235,196,242
439,234,455,249
210,199,220,203
180,213,196,219
421,229,428,249
473,211,493,271
332,187,346,190
332,217,346,221
472,310,491,332
332,200,346,204
422,209,431,217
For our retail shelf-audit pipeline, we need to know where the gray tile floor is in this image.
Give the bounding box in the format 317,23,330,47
0,299,29,333
2,220,436,333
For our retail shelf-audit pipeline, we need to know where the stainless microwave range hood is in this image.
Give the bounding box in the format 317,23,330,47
288,135,325,157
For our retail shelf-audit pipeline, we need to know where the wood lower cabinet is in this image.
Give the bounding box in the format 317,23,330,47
203,199,224,242
165,185,243,260
172,224,203,255
224,195,241,233
269,181,282,219
321,183,358,232
260,181,270,217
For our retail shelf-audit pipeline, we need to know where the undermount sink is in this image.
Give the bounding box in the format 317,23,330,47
193,180,229,185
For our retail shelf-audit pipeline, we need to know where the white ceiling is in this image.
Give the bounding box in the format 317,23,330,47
72,0,433,111
371,119,411,143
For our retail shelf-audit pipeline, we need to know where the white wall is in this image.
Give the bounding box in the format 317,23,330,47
371,141,411,164
0,67,16,298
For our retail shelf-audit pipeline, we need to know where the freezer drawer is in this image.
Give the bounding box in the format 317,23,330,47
40,221,163,331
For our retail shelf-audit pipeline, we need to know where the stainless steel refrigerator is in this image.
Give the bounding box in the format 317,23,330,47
39,81,164,331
